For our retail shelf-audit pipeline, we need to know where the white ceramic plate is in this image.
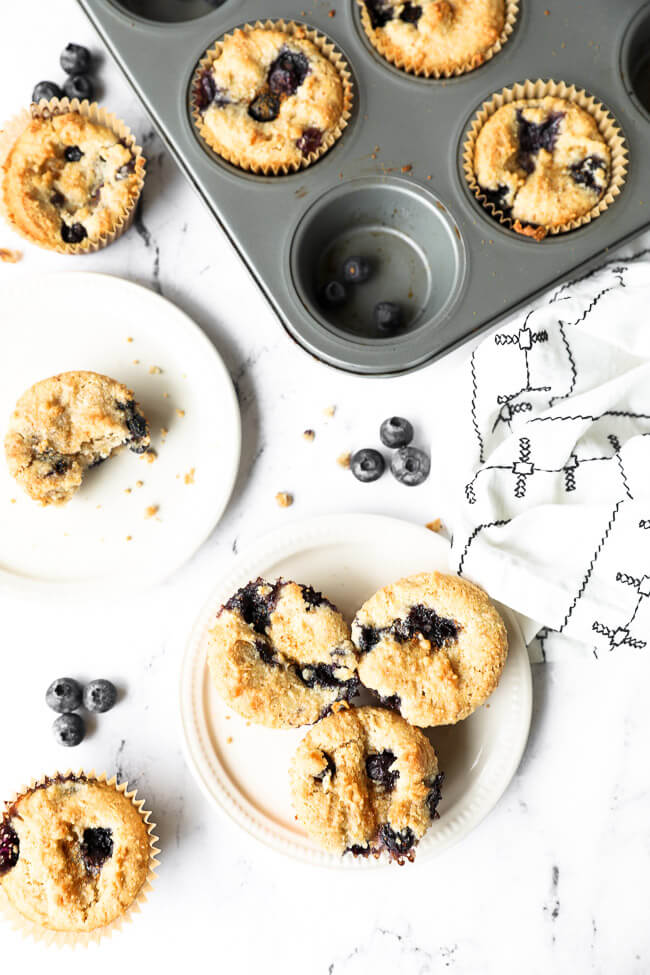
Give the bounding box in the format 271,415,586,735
180,514,532,869
0,272,240,594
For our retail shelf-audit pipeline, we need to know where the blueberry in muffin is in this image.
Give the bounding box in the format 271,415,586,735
207,577,360,728
0,775,151,933
473,97,611,234
2,111,143,251
360,0,506,76
290,705,444,861
5,370,150,506
193,26,350,172
352,571,508,726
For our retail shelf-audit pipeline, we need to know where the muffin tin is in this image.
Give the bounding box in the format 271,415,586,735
76,0,650,375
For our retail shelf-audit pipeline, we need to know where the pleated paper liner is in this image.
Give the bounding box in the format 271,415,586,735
0,98,145,254
190,20,354,175
357,0,519,78
463,79,628,240
0,770,160,947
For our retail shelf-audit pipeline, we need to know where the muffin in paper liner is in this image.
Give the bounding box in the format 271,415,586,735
0,769,160,947
463,79,628,240
190,20,354,175
0,98,146,254
356,0,519,79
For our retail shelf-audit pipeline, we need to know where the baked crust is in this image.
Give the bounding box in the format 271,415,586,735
352,571,508,726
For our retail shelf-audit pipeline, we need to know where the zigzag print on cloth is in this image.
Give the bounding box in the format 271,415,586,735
449,249,650,661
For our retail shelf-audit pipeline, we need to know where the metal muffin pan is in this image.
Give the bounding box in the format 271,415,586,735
77,0,650,375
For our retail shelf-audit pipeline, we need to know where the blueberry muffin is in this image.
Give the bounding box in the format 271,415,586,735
352,572,508,727
2,110,143,251
290,705,443,861
207,578,360,728
0,775,151,933
5,370,150,506
473,97,611,235
193,25,351,173
360,0,506,76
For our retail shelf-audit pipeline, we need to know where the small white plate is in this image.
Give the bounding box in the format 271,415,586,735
0,272,240,594
180,513,532,869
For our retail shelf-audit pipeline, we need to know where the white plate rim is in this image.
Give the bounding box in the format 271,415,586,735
0,271,242,597
179,513,533,870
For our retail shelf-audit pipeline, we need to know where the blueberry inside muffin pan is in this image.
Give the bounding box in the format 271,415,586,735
77,0,650,375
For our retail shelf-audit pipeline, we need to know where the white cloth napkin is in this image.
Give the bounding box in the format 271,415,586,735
446,249,650,661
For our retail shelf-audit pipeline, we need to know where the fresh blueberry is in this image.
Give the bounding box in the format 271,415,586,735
83,679,117,714
60,43,91,76
380,416,413,449
61,221,87,244
268,49,310,96
46,677,82,713
80,827,113,872
342,256,371,284
64,145,83,162
321,280,347,306
0,823,19,876
390,446,430,486
350,448,385,483
32,81,63,103
248,92,280,123
373,301,403,336
53,712,85,747
63,74,94,101
296,127,322,156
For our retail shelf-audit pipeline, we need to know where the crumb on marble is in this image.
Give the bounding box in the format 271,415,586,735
323,405,336,418
163,392,169,398
426,519,442,533
0,248,22,263
176,409,185,418
337,451,351,469
275,491,293,508
161,426,168,440
184,467,196,485
303,429,315,441
149,365,162,375
145,504,159,519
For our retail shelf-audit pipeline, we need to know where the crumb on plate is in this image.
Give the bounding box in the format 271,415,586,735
184,467,196,485
145,504,159,519
323,405,336,418
275,491,293,508
149,365,162,375
303,429,315,441
0,248,22,263
426,519,442,532
337,451,351,469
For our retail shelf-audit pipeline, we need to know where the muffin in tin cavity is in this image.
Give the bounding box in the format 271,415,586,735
473,97,611,236
5,371,150,506
0,775,151,933
1,111,143,251
192,24,351,173
359,0,507,77
290,705,443,861
352,571,508,727
206,577,360,728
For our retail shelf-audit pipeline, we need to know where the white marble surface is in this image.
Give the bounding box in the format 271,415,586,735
1,2,650,971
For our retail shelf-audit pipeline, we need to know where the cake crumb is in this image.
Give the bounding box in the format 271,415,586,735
124,487,132,494
303,429,315,441
323,405,336,418
163,392,169,398
126,336,133,343
226,736,233,744
176,409,185,418
161,427,168,439
0,248,22,263
328,8,335,15
10,498,16,504
275,491,293,508
401,164,412,173
184,467,196,485
132,359,140,365
145,504,159,519
149,365,162,375
136,480,144,488
126,535,132,541
143,449,157,464
426,518,442,533
337,451,351,469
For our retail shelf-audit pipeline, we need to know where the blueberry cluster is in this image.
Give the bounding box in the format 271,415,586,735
321,256,404,337
32,43,96,104
45,677,117,747
350,415,430,486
